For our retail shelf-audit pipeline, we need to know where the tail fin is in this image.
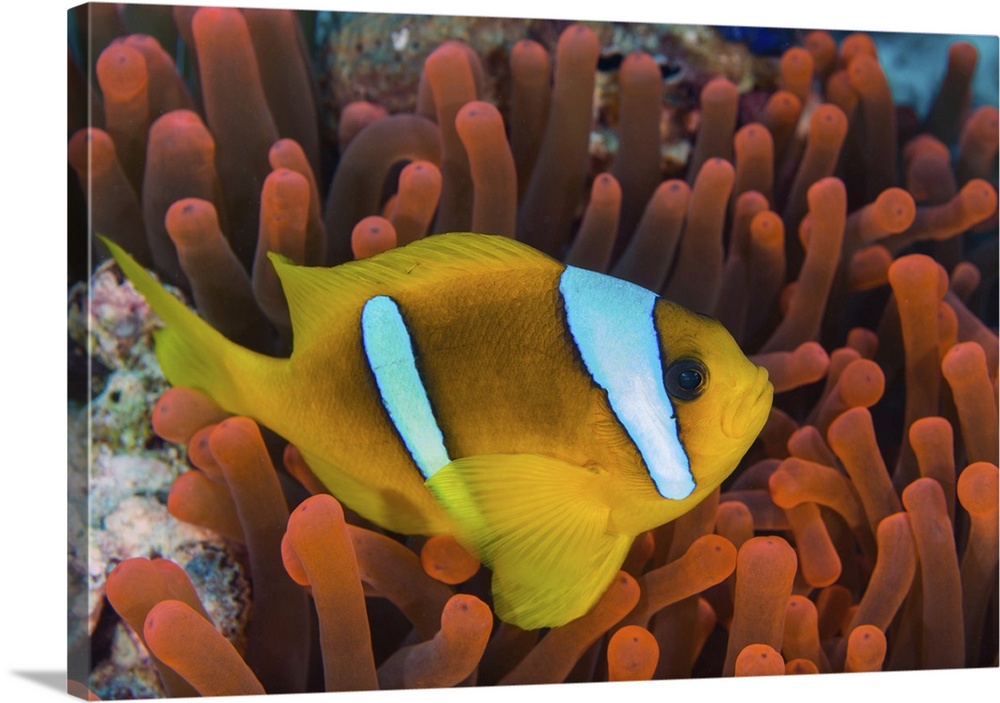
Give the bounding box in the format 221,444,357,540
101,236,261,415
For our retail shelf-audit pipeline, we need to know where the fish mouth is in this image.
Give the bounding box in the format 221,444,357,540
722,365,773,439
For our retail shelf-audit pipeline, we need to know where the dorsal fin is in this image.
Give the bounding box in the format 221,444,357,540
269,233,559,348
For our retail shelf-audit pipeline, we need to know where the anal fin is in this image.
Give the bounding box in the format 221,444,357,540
425,454,634,630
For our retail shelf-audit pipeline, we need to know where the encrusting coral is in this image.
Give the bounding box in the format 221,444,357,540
68,5,999,698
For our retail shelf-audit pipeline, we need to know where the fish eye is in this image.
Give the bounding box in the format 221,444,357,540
665,358,708,401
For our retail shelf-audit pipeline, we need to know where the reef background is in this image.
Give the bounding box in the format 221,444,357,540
47,1,995,703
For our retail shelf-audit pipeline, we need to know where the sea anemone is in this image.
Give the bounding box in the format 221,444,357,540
68,4,998,699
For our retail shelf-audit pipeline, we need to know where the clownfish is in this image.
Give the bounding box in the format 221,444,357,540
105,232,772,630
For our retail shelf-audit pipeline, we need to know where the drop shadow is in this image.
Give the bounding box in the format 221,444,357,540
9,670,67,693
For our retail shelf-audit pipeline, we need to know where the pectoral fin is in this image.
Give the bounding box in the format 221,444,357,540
425,454,634,630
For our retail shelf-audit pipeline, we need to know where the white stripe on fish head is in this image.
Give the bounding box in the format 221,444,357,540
558,266,695,500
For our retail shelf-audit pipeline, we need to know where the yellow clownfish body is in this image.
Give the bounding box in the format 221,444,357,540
106,233,772,630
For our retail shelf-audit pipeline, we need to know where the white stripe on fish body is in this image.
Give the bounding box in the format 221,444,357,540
558,266,695,500
361,295,452,479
